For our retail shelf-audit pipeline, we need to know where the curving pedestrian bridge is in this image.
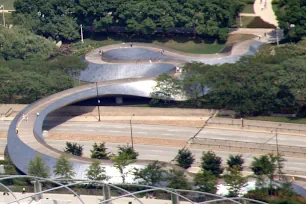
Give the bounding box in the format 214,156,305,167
8,40,264,178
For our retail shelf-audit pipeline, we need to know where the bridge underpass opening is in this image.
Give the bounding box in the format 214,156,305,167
70,95,152,106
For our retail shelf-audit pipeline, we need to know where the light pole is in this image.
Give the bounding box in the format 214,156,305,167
80,24,84,43
0,5,5,27
130,114,135,149
275,27,279,46
95,82,101,122
275,124,282,178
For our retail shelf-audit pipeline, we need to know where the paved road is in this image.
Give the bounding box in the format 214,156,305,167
3,120,306,173
43,121,306,147
3,120,306,147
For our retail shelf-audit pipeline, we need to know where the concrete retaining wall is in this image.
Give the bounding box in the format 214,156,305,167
49,106,216,116
208,117,306,134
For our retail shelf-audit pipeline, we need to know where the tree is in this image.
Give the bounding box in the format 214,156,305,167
227,154,244,171
90,142,110,159
0,27,54,60
53,155,75,179
224,166,247,197
14,0,243,40
200,151,223,177
28,155,50,178
194,170,217,193
64,142,83,156
151,74,183,104
14,0,79,41
133,161,165,186
176,148,195,169
117,144,139,160
166,169,190,190
86,160,109,181
251,153,285,194
277,0,306,41
111,152,134,183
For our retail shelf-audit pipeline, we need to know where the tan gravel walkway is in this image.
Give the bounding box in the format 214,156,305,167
48,133,187,148
254,0,278,27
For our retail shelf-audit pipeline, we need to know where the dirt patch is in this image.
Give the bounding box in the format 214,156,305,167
227,34,256,44
48,133,187,148
101,120,204,127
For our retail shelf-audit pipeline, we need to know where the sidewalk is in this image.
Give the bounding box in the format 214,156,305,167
0,192,190,204
254,0,278,27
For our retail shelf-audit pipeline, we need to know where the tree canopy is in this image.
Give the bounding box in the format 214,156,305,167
64,142,83,156
133,161,165,186
117,145,139,160
200,151,223,177
277,0,306,41
86,160,109,181
153,43,306,116
0,26,86,104
0,26,54,60
28,155,50,178
14,0,244,41
53,155,75,179
227,154,244,171
111,151,134,183
175,148,195,169
166,168,190,190
90,142,110,159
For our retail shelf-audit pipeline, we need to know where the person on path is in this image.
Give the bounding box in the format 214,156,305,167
22,188,26,194
26,114,29,121
22,114,25,120
130,42,133,47
16,127,18,134
36,112,39,117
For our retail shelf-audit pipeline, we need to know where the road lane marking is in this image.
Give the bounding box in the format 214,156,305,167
162,133,173,136
135,132,148,134
151,150,164,152
84,129,95,132
108,130,122,133
52,128,70,131
167,129,181,132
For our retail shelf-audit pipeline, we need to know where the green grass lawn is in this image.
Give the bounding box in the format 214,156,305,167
0,0,15,10
152,38,226,54
246,116,306,124
242,4,255,13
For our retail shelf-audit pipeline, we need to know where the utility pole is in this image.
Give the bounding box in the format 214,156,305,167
276,27,279,46
0,5,5,27
275,124,282,178
95,82,101,122
130,114,135,149
80,24,84,43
